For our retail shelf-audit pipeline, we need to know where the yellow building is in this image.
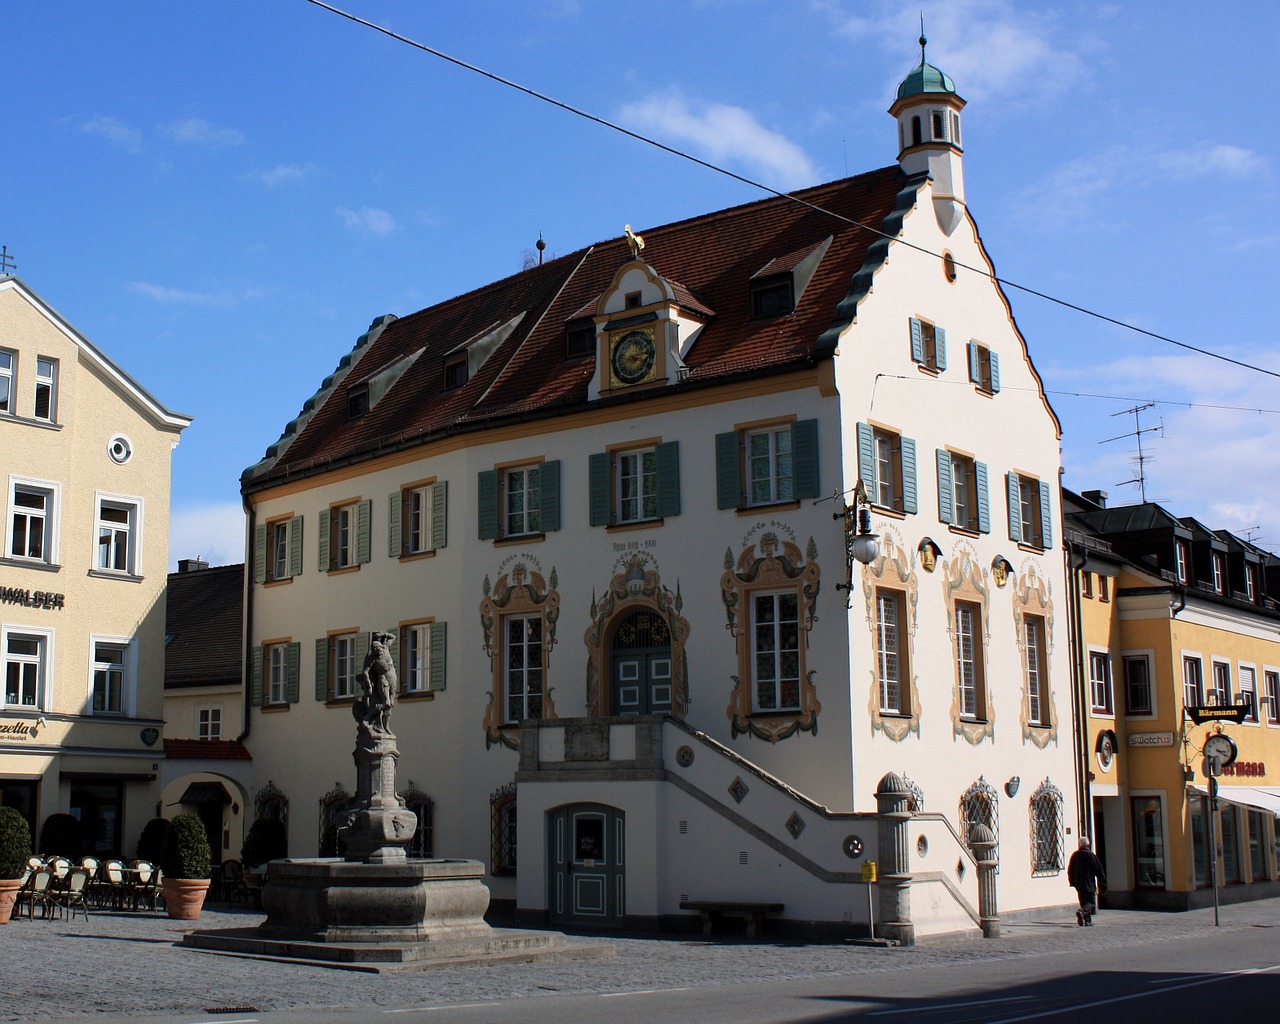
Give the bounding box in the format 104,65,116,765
0,275,190,856
1066,488,1280,908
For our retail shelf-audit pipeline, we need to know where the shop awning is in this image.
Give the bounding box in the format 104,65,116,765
178,780,232,805
1189,784,1280,815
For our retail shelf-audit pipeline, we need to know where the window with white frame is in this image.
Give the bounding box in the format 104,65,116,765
271,519,290,580
1212,552,1225,594
478,462,561,540
333,502,357,569
254,640,299,707
91,640,129,714
1089,650,1113,714
617,448,659,523
1240,666,1258,723
0,349,13,414
875,589,909,714
268,642,290,705
1183,656,1204,707
1265,671,1280,725
1174,540,1189,584
319,499,370,572
505,466,542,537
197,706,222,741
397,481,447,555
590,443,680,526
909,317,946,372
1246,565,1258,602
1124,655,1153,716
1210,661,1232,706
504,615,544,723
752,591,801,712
3,629,49,709
955,601,986,719
1024,614,1049,726
950,453,979,530
400,621,446,694
857,423,917,515
95,496,140,575
8,480,57,563
716,421,819,511
331,633,358,699
253,514,302,584
967,341,1000,393
34,357,56,421
746,426,794,506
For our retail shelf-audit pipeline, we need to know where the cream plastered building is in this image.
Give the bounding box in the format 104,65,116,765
1066,489,1280,909
239,52,1076,939
0,275,190,856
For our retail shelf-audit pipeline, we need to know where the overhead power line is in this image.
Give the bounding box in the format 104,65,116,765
301,0,1280,382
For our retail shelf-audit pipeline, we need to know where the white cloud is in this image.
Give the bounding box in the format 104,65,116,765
618,91,817,190
1153,144,1267,179
169,502,247,570
245,163,317,187
77,115,142,152
128,281,270,307
162,117,246,148
336,206,397,236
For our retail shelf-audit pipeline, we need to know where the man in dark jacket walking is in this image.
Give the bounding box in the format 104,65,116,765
1068,836,1106,926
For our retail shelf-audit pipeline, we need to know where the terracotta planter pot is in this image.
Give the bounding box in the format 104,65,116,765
0,877,22,924
162,877,210,920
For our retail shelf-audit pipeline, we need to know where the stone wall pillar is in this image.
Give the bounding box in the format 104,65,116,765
874,772,915,946
969,823,1000,938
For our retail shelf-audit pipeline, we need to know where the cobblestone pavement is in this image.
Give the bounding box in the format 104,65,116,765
3,898,1277,1021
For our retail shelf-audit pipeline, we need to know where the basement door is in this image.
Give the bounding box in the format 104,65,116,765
610,609,672,715
548,804,624,929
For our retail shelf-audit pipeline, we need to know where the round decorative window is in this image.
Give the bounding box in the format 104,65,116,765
916,834,929,857
1096,730,1117,773
942,251,958,283
108,434,134,465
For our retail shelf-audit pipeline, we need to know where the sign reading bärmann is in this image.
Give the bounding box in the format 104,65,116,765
0,585,65,610
1185,704,1249,725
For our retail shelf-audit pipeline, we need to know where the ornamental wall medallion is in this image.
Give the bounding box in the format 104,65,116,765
582,552,690,717
941,541,995,745
479,556,560,749
860,526,920,742
1012,559,1058,747
722,523,822,743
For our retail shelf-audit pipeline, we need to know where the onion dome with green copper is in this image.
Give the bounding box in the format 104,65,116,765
896,34,958,99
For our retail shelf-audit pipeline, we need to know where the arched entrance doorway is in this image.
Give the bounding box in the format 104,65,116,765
548,803,624,929
609,609,671,715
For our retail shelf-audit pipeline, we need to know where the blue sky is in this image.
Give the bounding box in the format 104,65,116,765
5,1,1279,565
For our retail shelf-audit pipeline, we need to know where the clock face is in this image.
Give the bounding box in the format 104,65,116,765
611,330,656,385
1205,734,1237,765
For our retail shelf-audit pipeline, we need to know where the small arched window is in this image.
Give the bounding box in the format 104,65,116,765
911,116,923,147
931,111,946,141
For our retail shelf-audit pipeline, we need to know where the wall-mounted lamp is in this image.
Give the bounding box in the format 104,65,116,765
834,481,881,607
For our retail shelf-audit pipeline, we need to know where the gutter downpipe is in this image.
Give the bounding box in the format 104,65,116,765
1065,539,1091,838
236,492,255,745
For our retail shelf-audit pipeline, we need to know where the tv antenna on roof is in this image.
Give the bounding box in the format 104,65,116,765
0,246,16,275
1099,402,1163,503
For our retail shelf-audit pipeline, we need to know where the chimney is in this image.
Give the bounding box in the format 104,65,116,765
178,557,209,573
1081,489,1108,509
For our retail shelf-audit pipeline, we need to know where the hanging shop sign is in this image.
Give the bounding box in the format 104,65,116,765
1185,704,1250,725
0,719,44,741
0,585,65,610
1128,732,1174,747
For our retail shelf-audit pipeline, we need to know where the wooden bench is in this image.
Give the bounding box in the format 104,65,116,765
679,899,784,938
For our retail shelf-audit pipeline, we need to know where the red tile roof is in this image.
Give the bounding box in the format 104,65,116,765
163,738,252,760
245,167,919,487
165,563,244,689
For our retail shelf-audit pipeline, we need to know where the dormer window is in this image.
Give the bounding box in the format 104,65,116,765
347,384,369,420
1174,540,1189,584
625,292,642,309
1212,552,1225,594
751,274,794,319
443,355,468,391
565,318,595,359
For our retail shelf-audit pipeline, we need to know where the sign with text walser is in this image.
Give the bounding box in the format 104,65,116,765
1185,704,1250,725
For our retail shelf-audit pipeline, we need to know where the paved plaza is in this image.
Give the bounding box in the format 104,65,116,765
2,897,1277,1021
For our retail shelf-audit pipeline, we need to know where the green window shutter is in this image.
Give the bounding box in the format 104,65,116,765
792,420,819,499
355,632,370,684
935,327,948,371
1039,479,1054,549
909,318,924,363
936,449,954,524
250,646,264,707
253,524,267,585
431,481,448,549
285,643,301,704
429,621,447,692
975,461,990,534
539,460,561,532
356,498,372,564
715,431,742,509
315,637,329,701
901,436,918,515
289,515,304,577
989,352,1001,393
656,441,681,517
318,509,331,572
968,341,980,384
588,452,612,527
388,491,402,558
478,470,500,539
857,422,876,496
1007,472,1023,543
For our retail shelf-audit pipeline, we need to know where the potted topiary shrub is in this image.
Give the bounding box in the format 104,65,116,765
38,812,84,860
0,807,33,924
135,817,170,866
159,812,212,920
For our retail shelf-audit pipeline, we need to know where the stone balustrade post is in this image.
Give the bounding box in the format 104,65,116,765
968,823,1000,938
874,772,915,946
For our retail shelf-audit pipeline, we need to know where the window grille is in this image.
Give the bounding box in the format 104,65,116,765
1029,779,1064,874
959,777,999,868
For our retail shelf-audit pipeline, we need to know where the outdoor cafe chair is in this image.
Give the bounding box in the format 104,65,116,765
131,861,160,911
220,859,248,904
17,868,55,919
46,856,72,881
96,860,127,910
53,868,91,921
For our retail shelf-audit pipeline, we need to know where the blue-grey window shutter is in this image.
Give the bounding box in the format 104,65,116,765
792,420,819,500
539,460,561,532
715,431,742,509
355,631,370,674
318,508,331,572
935,326,948,371
968,341,980,384
429,621,447,692
388,491,402,557
857,422,876,496
656,441,681,517
285,642,301,704
1039,479,1054,549
936,449,954,524
356,498,372,564
250,646,264,706
478,470,500,539
975,460,990,534
253,524,267,584
910,318,924,363
990,352,1001,393
315,637,329,701
431,481,448,549
289,516,303,577
1007,472,1023,543
901,436,918,515
589,452,611,527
